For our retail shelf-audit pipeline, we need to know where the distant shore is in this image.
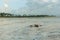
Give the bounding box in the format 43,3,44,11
0,13,56,18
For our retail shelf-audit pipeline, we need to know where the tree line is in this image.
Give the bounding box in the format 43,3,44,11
0,13,56,17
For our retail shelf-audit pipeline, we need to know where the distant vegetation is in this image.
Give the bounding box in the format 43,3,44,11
0,13,56,18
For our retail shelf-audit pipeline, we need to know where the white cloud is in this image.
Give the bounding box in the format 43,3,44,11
51,0,58,3
42,0,49,2
4,3,8,8
29,0,59,4
47,4,53,9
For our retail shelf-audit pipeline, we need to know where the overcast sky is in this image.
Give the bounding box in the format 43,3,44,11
0,0,60,15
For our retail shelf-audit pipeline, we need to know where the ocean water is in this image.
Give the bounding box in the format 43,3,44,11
0,17,60,40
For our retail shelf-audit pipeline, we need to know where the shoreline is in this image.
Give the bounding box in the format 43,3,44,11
0,16,56,18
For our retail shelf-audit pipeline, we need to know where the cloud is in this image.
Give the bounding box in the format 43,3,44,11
51,0,58,3
0,0,60,15
8,0,60,15
19,0,60,15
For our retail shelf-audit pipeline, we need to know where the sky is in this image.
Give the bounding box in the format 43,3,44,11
0,0,60,15
0,0,27,9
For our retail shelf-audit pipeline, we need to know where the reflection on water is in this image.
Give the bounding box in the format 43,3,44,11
0,17,60,40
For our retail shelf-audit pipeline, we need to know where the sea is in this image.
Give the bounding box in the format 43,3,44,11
0,17,60,40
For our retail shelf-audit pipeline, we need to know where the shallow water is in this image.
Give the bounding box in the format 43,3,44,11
0,17,60,40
